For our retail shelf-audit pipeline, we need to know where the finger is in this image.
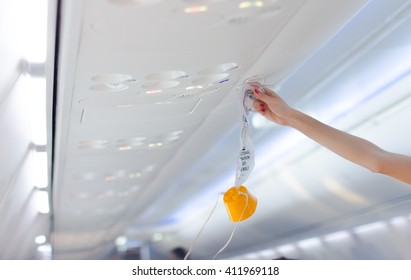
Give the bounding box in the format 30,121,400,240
261,86,277,97
253,87,271,103
253,100,267,113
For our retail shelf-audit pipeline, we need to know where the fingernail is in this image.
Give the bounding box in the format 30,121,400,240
254,88,261,94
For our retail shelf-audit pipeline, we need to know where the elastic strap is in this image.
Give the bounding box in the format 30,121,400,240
184,194,222,260
213,192,249,260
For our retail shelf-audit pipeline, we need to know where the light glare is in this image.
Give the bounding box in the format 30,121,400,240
239,1,263,9
37,190,50,214
35,235,47,244
184,6,208,14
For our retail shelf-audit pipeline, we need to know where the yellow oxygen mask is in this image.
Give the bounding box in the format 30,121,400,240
224,185,257,222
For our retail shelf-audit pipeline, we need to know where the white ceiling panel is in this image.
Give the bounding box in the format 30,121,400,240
51,0,411,259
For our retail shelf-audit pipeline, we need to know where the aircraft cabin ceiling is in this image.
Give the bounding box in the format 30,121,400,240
50,0,411,259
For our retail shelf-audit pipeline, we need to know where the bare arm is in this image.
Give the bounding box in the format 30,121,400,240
252,85,411,185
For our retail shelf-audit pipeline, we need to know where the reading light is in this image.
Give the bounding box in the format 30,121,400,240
239,1,263,9
145,89,162,94
184,6,208,14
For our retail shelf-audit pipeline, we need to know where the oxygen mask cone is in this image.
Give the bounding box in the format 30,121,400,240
223,186,257,222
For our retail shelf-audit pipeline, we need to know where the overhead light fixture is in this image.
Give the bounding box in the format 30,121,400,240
128,172,142,178
22,0,48,62
297,237,322,250
118,145,132,151
117,137,146,151
184,6,208,14
35,235,47,245
27,78,47,145
390,216,408,227
323,230,351,242
78,139,110,150
37,190,50,214
145,89,163,94
36,243,52,260
105,175,117,181
353,221,386,234
148,142,163,148
239,1,263,9
115,236,128,246
186,85,203,90
32,151,48,189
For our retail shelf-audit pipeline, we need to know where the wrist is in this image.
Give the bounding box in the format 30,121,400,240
285,109,304,128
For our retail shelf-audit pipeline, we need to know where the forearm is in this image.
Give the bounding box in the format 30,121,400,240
287,109,384,173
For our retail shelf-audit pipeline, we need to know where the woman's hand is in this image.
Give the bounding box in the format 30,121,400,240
250,83,294,126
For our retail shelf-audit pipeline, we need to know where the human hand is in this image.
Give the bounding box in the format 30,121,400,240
249,83,294,126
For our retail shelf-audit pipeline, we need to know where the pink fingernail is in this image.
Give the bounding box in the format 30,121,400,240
254,88,261,94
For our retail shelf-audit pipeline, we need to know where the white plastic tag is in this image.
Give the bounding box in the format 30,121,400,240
235,84,255,187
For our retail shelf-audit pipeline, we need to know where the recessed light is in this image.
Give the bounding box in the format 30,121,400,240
239,1,263,9
78,140,110,150
37,190,49,214
148,142,163,148
118,145,133,151
186,85,203,90
105,175,117,181
117,137,147,150
145,89,163,94
116,104,134,108
115,236,127,246
128,172,142,178
184,6,208,14
151,233,164,242
35,235,47,245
